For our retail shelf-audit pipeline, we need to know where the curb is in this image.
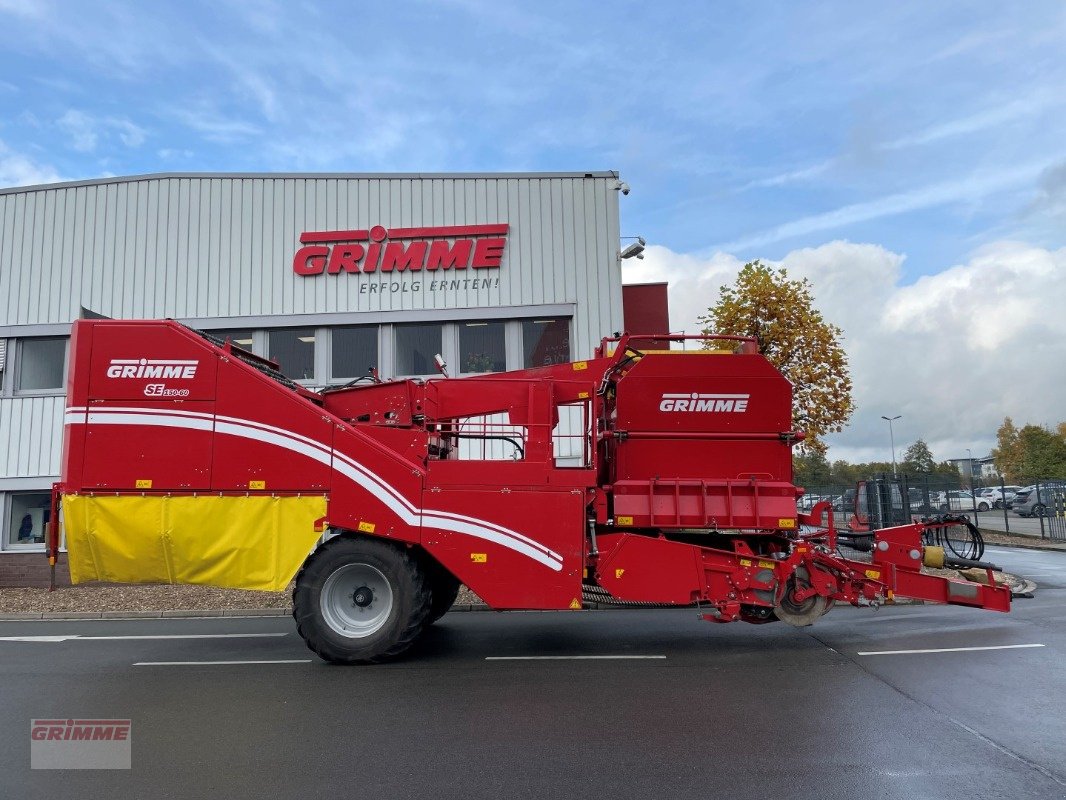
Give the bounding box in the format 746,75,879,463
978,530,1066,552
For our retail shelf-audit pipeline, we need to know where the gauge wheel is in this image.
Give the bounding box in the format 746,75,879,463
773,567,827,627
293,535,431,664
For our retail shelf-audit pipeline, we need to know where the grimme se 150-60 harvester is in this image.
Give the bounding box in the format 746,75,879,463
50,321,1010,663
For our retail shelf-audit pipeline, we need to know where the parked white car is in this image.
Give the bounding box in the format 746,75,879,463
983,485,1023,509
932,490,990,512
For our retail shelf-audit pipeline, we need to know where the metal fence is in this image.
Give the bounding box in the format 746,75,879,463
798,474,1066,541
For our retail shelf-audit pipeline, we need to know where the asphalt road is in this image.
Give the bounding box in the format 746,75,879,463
2,545,1065,800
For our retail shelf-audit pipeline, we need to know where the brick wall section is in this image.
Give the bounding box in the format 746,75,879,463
0,553,72,588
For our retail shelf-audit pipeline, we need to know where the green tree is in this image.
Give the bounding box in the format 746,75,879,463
794,450,831,486
698,261,854,455
991,417,1023,482
901,439,935,473
1016,424,1066,482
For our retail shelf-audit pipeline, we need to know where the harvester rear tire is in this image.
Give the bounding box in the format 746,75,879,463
293,535,431,665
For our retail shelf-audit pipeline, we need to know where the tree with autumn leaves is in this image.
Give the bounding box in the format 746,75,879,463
992,417,1066,482
698,261,854,455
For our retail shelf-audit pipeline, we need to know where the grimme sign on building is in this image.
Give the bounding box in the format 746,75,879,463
292,223,508,295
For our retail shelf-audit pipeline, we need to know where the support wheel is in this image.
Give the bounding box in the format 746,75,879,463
293,536,431,664
774,568,828,627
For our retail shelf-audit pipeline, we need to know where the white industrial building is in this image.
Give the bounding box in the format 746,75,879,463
0,171,648,585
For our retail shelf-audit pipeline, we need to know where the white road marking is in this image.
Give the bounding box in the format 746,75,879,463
857,644,1045,656
485,655,666,661
134,659,312,666
0,633,287,643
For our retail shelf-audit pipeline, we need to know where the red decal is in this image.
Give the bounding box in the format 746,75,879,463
472,238,506,268
380,241,427,272
293,224,507,277
327,244,365,274
426,239,472,270
300,230,369,244
293,245,329,276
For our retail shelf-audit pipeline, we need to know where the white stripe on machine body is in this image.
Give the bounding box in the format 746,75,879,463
64,406,563,571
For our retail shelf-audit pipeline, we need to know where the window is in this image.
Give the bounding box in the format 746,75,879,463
394,323,442,376
459,321,506,374
6,492,50,548
16,337,67,392
211,329,255,349
522,318,570,367
268,328,316,380
332,327,379,381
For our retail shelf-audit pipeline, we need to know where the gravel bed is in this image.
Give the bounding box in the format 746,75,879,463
0,583,486,614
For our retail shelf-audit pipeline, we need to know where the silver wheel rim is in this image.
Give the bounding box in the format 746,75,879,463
320,563,394,638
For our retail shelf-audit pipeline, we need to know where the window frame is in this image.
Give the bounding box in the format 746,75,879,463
12,336,70,397
2,490,59,552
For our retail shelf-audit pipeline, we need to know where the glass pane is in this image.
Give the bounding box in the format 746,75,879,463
394,324,442,376
17,337,66,390
459,321,505,373
268,328,315,380
522,319,570,367
211,329,255,348
7,492,50,546
332,326,379,380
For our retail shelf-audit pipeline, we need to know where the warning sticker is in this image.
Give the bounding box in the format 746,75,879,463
357,521,376,533
778,518,796,529
616,516,633,526
470,553,488,563
135,479,152,489
569,598,581,609
248,480,266,490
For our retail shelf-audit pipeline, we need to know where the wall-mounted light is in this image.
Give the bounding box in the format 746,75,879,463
620,236,646,260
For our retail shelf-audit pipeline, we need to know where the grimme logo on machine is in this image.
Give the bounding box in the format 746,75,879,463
107,358,198,397
293,224,508,279
659,393,750,413
106,358,199,379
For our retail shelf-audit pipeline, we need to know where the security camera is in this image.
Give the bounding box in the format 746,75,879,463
616,181,631,196
620,241,645,260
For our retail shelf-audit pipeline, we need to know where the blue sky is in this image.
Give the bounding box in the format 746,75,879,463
2,0,1064,462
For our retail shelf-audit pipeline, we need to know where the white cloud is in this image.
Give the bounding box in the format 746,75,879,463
715,160,1057,252
56,109,147,152
626,240,1066,464
0,139,63,187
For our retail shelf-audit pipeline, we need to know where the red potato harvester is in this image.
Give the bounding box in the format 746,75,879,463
49,321,1010,663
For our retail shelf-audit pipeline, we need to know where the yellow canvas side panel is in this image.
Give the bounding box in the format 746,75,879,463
63,494,171,586
62,494,327,592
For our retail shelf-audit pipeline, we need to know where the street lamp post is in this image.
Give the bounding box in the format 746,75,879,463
881,415,901,476
965,447,973,491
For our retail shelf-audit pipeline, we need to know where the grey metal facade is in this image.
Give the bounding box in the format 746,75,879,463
0,172,624,542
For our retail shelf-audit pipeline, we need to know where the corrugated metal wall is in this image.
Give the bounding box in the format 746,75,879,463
0,396,64,477
0,174,622,342
0,173,623,484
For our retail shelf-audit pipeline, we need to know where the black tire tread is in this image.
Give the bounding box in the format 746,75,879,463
292,535,431,665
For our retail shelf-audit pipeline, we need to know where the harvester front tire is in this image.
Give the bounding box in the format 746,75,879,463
293,536,431,665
